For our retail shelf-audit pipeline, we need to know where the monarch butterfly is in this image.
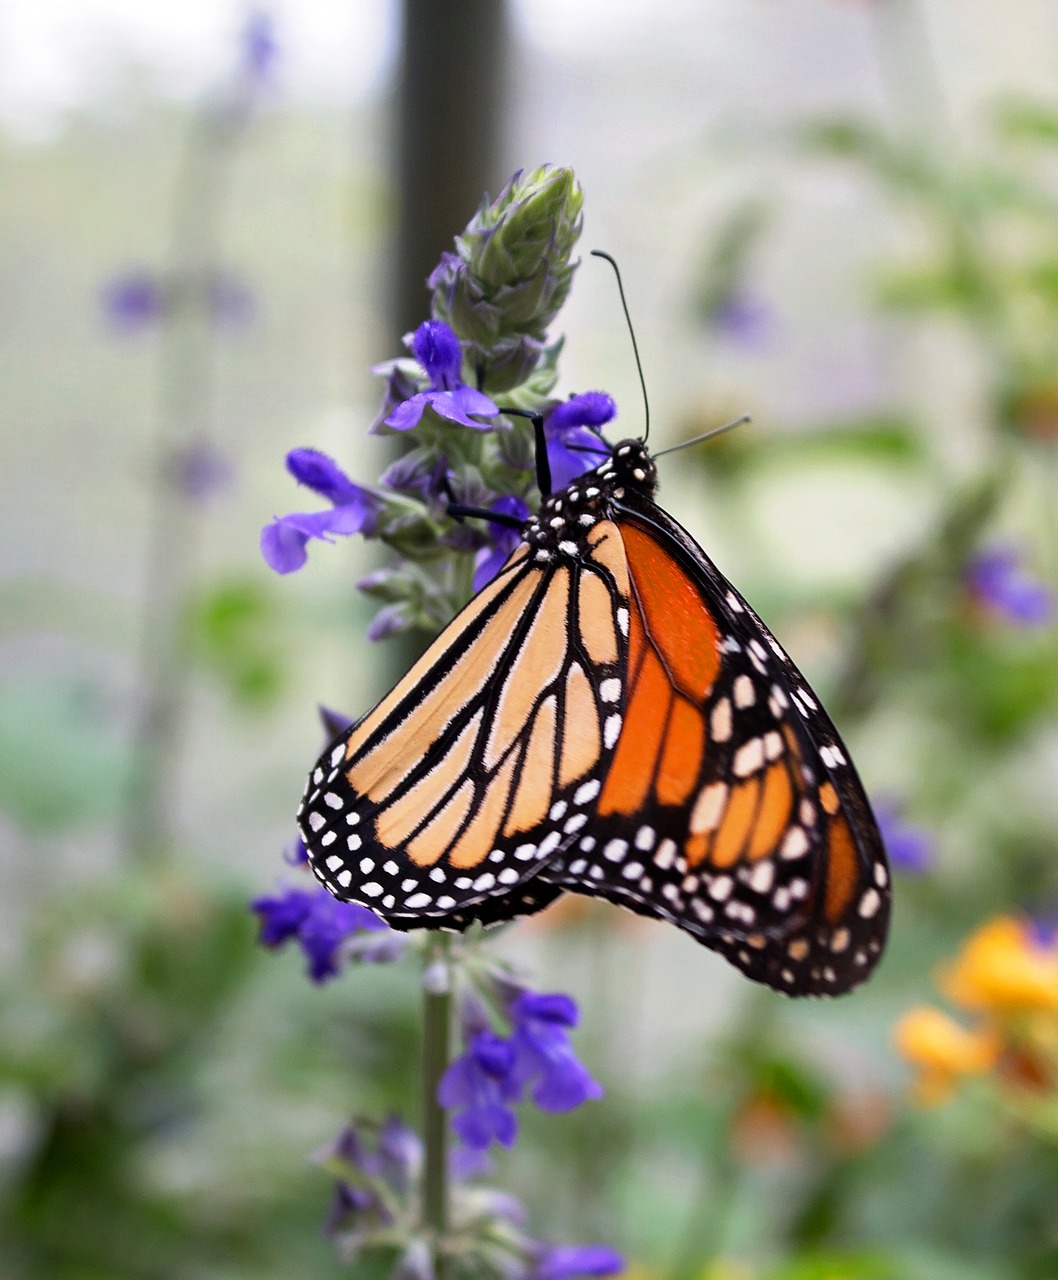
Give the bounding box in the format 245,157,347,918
298,430,891,997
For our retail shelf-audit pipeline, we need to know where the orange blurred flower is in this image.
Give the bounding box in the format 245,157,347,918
894,1005,1000,1104
940,916,1058,1017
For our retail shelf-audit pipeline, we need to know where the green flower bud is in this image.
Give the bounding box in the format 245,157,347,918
430,165,583,354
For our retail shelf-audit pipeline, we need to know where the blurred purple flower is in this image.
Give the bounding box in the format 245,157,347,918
385,320,498,432
707,292,775,349
510,991,603,1113
283,835,310,866
261,448,380,574
473,496,530,591
875,800,934,875
317,1116,420,1238
1029,915,1058,950
545,392,615,490
533,1245,625,1279
206,272,256,328
251,885,391,982
241,8,279,82
102,270,166,333
379,449,452,508
438,1029,521,1151
966,546,1054,627
170,441,233,501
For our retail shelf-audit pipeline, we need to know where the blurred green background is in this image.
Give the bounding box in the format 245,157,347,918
3,2,1058,1278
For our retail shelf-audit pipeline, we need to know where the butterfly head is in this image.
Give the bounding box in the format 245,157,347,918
590,438,658,497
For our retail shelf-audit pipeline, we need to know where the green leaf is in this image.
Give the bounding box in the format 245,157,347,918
0,679,129,832
187,577,287,708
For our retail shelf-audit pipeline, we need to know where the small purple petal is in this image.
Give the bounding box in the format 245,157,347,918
102,270,167,332
385,393,430,432
545,394,616,489
251,888,315,946
286,448,362,505
251,886,389,983
260,503,374,574
283,836,310,866
319,705,355,738
966,546,1054,627
535,1245,625,1279
547,392,617,435
427,387,498,430
411,319,463,387
514,991,579,1028
473,495,530,591
510,990,603,1114
875,800,934,875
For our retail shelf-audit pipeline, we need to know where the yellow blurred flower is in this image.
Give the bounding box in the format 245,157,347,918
940,916,1058,1017
894,1005,1000,1104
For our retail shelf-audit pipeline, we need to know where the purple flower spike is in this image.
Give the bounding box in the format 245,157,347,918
261,449,380,574
966,546,1054,627
545,392,615,490
438,1029,521,1151
875,799,934,875
510,991,603,1113
385,320,498,432
534,1245,625,1278
473,496,530,591
251,886,390,983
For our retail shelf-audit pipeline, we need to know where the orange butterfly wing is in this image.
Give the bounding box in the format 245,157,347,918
540,504,890,995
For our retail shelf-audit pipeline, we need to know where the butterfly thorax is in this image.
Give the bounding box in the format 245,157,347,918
521,438,657,562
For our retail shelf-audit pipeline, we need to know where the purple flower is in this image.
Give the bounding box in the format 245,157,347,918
241,8,279,82
966,546,1054,627
545,393,615,490
473,496,530,590
875,800,934,875
533,1245,625,1279
206,272,255,328
379,449,452,508
510,991,603,1113
438,1029,521,1151
251,886,390,982
317,1116,421,1239
385,320,498,432
707,292,775,348
283,835,310,866
169,441,233,501
102,270,166,332
261,448,380,574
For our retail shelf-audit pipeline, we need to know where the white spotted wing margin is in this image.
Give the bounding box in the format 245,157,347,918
298,535,631,930
539,491,891,998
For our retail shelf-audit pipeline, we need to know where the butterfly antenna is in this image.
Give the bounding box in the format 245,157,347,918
591,249,651,445
652,414,751,458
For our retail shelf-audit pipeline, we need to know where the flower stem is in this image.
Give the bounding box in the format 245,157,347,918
422,937,453,1265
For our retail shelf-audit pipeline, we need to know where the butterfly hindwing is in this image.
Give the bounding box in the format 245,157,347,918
299,527,630,928
538,480,890,995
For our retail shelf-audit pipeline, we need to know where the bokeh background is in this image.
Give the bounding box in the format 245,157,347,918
3,2,1058,1278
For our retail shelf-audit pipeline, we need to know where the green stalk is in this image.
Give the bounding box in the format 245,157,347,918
422,938,453,1270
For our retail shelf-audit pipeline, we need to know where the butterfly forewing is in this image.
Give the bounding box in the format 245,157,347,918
299,529,630,928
